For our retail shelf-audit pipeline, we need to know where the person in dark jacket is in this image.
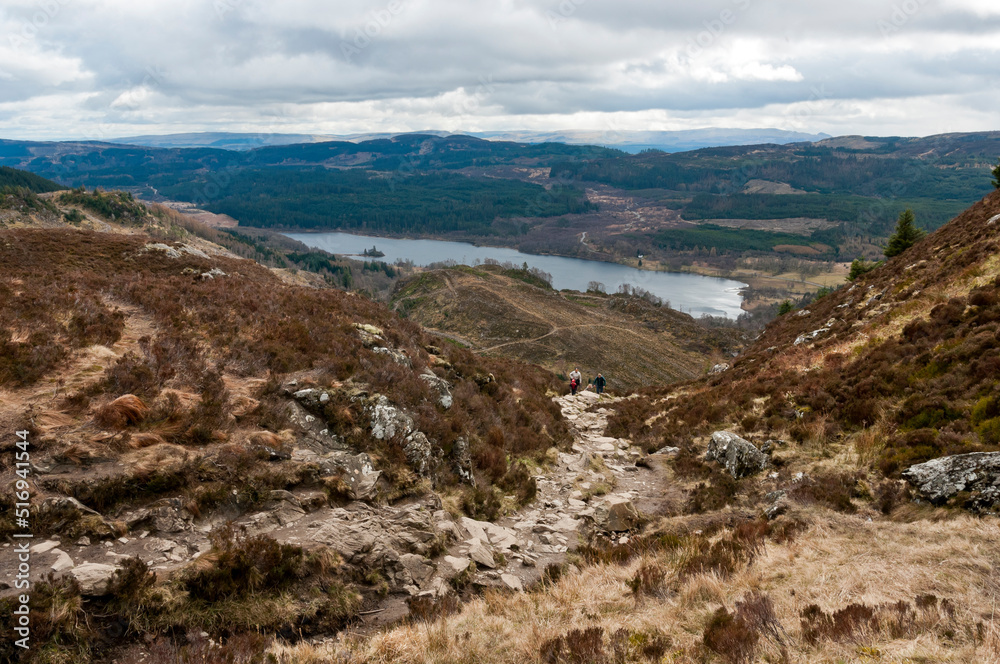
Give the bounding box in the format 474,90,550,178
594,373,606,395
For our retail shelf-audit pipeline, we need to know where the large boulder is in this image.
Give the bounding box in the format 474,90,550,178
902,452,1000,508
593,495,641,532
705,431,768,478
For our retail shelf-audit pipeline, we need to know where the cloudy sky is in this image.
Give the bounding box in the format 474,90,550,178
1,0,998,141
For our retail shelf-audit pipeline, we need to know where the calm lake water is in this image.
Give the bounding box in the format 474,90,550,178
283,231,746,318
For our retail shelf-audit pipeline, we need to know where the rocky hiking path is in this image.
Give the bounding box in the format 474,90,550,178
308,387,671,632
2,388,669,638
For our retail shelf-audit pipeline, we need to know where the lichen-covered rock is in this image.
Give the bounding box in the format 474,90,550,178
331,452,383,501
403,431,433,476
368,395,415,440
372,346,411,367
452,436,475,485
902,452,1000,509
420,369,453,409
705,431,768,478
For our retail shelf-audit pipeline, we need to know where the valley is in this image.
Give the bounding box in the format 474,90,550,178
1,158,1000,663
3,131,997,314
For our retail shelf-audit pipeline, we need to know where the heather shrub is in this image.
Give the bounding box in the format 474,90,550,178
704,591,787,664
184,524,305,602
703,607,758,664
628,558,667,598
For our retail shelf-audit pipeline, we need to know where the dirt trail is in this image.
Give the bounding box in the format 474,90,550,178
481,323,653,352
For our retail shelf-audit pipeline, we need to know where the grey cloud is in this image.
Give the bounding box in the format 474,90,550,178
2,0,998,139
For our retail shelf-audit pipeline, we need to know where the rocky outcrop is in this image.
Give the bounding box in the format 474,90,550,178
902,452,1000,509
333,452,383,500
371,345,412,367
793,318,838,346
705,431,768,478
122,499,195,534
452,436,475,485
309,499,450,593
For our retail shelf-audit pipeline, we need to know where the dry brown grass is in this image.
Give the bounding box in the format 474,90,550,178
268,511,1000,664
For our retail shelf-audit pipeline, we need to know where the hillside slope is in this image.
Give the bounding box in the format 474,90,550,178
392,264,744,390
610,190,1000,481
0,206,575,660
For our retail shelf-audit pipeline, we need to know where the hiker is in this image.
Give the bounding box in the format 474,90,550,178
594,373,606,395
569,367,582,395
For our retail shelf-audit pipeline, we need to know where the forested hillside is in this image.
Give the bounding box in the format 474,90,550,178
160,169,595,235
0,166,64,193
552,133,999,238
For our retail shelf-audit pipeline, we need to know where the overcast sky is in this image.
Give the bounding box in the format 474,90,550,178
1,0,998,141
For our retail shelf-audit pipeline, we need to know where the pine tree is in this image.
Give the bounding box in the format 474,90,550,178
884,209,924,258
992,158,1000,190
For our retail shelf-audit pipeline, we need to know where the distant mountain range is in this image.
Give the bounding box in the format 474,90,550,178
106,128,830,153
